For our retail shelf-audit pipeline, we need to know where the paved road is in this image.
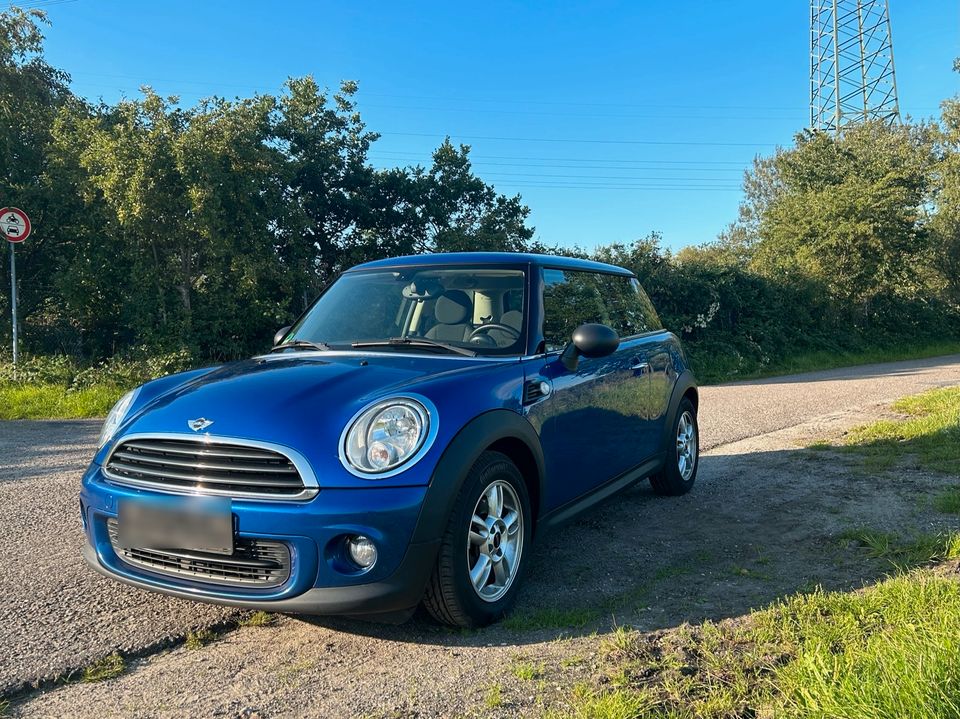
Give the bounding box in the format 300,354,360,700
1,353,959,696
698,353,960,450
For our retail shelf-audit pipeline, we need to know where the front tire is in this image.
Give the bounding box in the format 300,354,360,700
649,397,699,496
423,451,532,627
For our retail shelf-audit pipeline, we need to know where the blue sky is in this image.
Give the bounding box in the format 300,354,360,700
38,0,959,251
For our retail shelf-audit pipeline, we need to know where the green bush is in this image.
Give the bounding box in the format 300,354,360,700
592,236,960,383
0,348,195,391
0,349,199,419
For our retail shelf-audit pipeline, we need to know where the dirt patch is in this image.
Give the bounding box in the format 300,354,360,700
10,401,959,718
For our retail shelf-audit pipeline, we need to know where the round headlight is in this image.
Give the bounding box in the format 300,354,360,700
341,398,431,476
97,388,140,448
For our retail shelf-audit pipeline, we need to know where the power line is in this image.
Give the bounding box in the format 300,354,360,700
65,75,941,115
379,131,780,148
65,82,787,150
490,184,742,192
357,102,804,123
66,71,803,112
9,0,77,9
369,155,747,173
446,171,740,183
370,151,751,166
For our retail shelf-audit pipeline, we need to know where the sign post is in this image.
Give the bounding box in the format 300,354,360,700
2,208,32,369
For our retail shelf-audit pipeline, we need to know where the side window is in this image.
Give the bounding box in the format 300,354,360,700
541,270,662,351
541,270,610,351
603,277,663,337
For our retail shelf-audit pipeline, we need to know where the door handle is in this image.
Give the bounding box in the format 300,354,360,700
631,358,650,373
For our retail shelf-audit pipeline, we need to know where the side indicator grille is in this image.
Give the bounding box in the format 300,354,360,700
523,379,551,405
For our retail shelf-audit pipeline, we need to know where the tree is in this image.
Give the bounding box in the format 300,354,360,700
746,122,939,326
412,139,534,253
0,7,73,349
175,95,289,357
275,78,380,310
930,60,960,307
0,7,69,204
72,90,197,347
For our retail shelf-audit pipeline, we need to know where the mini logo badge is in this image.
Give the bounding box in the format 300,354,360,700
188,418,214,432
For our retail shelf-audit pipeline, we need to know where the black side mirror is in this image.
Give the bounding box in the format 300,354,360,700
559,323,619,371
273,326,292,347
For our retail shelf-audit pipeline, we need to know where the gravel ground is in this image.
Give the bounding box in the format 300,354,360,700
1,353,959,715
0,422,240,696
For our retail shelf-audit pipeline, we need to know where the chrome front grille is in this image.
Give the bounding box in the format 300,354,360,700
104,436,315,500
107,519,291,588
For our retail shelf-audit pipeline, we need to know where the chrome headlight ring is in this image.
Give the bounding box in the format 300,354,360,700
338,395,439,479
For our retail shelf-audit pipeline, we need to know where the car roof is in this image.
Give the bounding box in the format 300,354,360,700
348,252,634,276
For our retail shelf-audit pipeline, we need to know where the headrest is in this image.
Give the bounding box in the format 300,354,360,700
435,290,472,325
501,310,523,330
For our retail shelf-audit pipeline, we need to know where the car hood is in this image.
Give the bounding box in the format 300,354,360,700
106,351,520,485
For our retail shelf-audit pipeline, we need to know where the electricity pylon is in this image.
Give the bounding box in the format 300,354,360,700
810,0,901,132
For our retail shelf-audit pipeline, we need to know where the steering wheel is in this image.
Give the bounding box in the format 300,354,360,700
468,323,521,343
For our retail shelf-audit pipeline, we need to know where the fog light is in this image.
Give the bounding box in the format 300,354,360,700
346,535,378,570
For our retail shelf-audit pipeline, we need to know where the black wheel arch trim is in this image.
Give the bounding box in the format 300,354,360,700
410,409,546,545
662,369,699,451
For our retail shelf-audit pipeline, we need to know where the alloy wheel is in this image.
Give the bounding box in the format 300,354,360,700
466,479,524,602
677,410,698,481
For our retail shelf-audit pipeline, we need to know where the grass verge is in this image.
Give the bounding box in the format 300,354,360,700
836,528,960,570
0,382,125,420
549,569,960,719
842,386,960,474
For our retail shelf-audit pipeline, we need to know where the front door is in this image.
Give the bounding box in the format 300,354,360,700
525,268,666,513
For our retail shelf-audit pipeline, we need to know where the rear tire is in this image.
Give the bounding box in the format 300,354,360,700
649,398,699,496
423,451,532,627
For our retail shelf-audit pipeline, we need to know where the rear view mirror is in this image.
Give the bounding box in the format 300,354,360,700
560,323,619,371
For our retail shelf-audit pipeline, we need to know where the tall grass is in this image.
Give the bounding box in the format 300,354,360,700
0,383,124,420
0,350,195,420
552,570,960,719
843,386,960,474
767,573,960,719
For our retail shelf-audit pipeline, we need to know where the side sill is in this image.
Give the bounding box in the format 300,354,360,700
537,455,664,533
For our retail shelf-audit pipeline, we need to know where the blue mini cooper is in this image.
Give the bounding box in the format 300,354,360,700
81,252,699,627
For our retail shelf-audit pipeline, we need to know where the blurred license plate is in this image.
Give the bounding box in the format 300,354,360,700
117,496,233,555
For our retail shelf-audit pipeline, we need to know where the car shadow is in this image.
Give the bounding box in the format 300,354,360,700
297,439,945,647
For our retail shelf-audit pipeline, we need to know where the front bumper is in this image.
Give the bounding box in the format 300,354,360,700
80,466,440,617
80,537,439,617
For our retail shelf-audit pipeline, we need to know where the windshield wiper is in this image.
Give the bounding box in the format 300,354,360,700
351,337,477,357
270,339,331,353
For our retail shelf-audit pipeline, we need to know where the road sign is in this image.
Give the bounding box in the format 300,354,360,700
3,207,30,371
1,207,31,243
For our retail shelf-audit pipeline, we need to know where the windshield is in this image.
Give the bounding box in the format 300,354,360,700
284,267,527,356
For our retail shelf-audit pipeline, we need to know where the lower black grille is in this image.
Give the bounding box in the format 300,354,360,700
107,519,290,588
